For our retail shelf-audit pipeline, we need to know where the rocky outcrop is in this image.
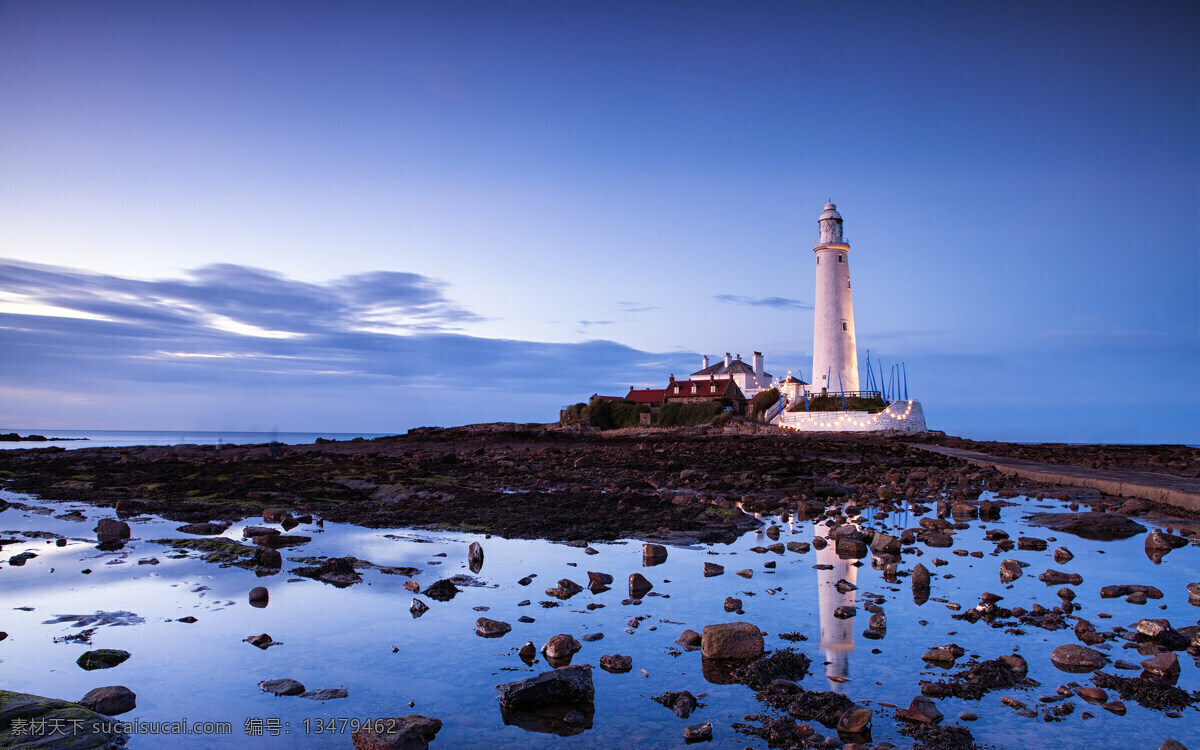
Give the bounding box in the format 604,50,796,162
0,690,128,748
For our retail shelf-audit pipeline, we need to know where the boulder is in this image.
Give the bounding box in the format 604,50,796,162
410,598,429,618
78,685,136,715
587,571,614,586
249,586,269,605
1141,652,1180,680
422,579,460,602
351,714,443,750
0,690,128,747
911,563,930,589
1053,547,1074,563
468,541,484,573
259,678,306,696
724,597,743,613
1049,644,1107,672
95,518,131,542
496,664,594,710
870,533,901,555
629,573,653,598
253,547,282,569
835,538,868,559
243,525,280,539
700,621,764,660
1038,569,1083,586
262,508,289,522
76,649,131,670
703,562,724,577
244,634,277,649
837,706,873,734
476,618,512,638
896,695,943,724
652,690,698,718
545,578,584,600
643,544,668,565
999,559,1023,583
676,629,702,650
1145,529,1188,551
542,634,582,660
684,722,713,743
599,654,633,673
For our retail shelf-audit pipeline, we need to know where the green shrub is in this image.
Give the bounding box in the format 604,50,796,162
561,402,589,424
655,401,725,427
750,388,780,420
587,397,643,430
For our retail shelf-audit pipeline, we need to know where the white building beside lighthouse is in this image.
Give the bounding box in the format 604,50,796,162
811,202,859,395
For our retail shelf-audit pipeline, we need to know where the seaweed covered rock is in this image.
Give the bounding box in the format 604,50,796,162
732,649,812,691
0,689,128,748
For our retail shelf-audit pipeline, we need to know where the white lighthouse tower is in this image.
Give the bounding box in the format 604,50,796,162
811,201,859,394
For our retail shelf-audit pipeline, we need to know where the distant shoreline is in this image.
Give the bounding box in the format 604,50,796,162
0,433,87,443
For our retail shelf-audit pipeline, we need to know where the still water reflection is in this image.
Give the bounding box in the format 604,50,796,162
1,490,1198,748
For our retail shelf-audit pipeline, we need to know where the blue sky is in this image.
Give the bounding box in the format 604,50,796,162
0,1,1196,442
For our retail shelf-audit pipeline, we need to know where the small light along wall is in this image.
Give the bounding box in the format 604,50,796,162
778,400,926,433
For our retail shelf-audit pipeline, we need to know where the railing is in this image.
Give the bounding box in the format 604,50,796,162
763,396,784,424
808,390,883,400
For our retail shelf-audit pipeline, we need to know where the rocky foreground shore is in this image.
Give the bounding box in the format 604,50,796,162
2,422,1194,543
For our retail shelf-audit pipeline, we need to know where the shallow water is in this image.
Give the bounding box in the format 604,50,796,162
1,490,1197,748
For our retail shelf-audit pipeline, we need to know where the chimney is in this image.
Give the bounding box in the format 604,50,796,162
753,351,764,385
669,374,675,382
735,353,741,361
702,354,709,369
724,352,731,368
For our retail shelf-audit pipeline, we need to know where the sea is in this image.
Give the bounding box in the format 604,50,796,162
0,429,393,450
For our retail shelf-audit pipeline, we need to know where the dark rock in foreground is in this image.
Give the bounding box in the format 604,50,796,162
351,714,442,750
0,689,128,748
78,686,136,716
496,664,594,710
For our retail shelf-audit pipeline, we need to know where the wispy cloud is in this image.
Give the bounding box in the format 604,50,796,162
713,294,812,310
575,320,614,335
615,301,660,314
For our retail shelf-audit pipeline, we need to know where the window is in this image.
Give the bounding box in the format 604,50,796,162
816,256,819,265
838,255,843,263
842,322,848,331
847,280,851,289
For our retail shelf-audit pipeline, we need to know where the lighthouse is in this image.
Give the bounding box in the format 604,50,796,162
811,201,859,394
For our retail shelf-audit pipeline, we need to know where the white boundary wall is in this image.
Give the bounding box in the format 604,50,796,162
776,400,927,433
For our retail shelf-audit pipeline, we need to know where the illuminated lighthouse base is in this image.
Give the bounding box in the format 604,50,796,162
776,400,927,433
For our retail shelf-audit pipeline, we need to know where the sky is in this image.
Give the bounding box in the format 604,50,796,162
0,0,1196,443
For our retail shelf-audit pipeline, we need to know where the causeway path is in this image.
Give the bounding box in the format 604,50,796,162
910,443,1200,514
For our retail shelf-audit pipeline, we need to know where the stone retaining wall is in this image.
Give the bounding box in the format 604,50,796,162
776,400,927,433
